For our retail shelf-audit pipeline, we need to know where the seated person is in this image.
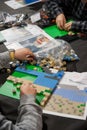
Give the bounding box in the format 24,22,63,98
43,0,87,34
0,48,42,130
0,48,34,69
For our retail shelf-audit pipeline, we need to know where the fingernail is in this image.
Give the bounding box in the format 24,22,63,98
26,55,31,58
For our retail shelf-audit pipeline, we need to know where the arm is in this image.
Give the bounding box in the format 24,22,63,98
0,51,10,69
64,20,87,33
0,95,42,130
44,0,67,29
45,0,64,19
0,48,34,69
0,83,42,130
71,21,87,33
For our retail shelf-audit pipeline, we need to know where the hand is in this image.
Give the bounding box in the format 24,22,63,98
64,21,73,31
56,13,66,30
20,82,37,96
15,48,34,61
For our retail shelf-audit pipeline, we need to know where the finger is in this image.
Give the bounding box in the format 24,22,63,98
57,21,64,30
27,57,34,62
64,23,70,30
62,18,66,29
26,55,34,59
26,55,35,60
64,23,69,28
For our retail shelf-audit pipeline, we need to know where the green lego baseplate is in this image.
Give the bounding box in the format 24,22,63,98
0,64,64,106
43,20,74,38
43,24,68,38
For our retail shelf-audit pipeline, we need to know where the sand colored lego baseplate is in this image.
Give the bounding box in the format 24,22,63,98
0,75,52,106
7,75,51,93
7,76,51,106
44,95,86,117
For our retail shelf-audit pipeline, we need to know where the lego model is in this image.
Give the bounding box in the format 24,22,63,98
0,64,64,106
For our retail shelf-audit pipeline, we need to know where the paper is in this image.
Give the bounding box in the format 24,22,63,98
69,72,87,85
30,12,41,23
1,26,34,43
5,0,24,9
5,0,40,9
0,32,6,43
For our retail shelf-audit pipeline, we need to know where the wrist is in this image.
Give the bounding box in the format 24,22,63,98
9,49,15,61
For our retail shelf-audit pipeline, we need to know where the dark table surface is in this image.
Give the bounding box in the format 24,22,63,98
0,1,87,130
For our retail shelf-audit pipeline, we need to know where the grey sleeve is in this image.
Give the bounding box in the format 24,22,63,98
0,51,10,69
0,95,42,130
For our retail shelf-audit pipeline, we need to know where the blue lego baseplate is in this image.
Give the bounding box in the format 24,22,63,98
54,86,87,103
15,66,64,90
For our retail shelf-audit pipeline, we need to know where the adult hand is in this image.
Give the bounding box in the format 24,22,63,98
20,82,37,96
15,48,34,61
64,21,73,31
56,13,66,30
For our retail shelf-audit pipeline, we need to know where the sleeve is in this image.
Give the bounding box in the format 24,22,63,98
0,51,10,69
44,0,64,19
0,95,42,130
71,21,87,33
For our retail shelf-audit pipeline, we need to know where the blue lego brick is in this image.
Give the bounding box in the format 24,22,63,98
15,67,64,79
53,71,64,79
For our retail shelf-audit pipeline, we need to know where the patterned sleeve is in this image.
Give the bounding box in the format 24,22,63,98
71,21,87,33
45,0,64,19
0,51,10,69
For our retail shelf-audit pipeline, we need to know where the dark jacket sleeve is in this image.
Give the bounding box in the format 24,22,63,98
0,95,42,130
71,21,87,33
44,0,64,19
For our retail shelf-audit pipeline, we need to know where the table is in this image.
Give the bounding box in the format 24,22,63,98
0,1,87,130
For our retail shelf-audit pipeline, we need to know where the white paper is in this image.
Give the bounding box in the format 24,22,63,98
5,0,24,9
5,0,40,9
69,72,87,85
30,12,41,23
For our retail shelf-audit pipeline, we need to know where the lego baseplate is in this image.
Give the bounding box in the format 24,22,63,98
43,84,87,120
0,64,64,106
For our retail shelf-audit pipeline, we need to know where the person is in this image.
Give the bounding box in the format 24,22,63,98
0,48,34,69
43,0,87,34
0,48,42,130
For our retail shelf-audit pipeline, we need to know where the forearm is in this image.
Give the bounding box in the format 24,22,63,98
0,95,42,130
16,95,42,130
0,51,10,69
71,21,87,33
